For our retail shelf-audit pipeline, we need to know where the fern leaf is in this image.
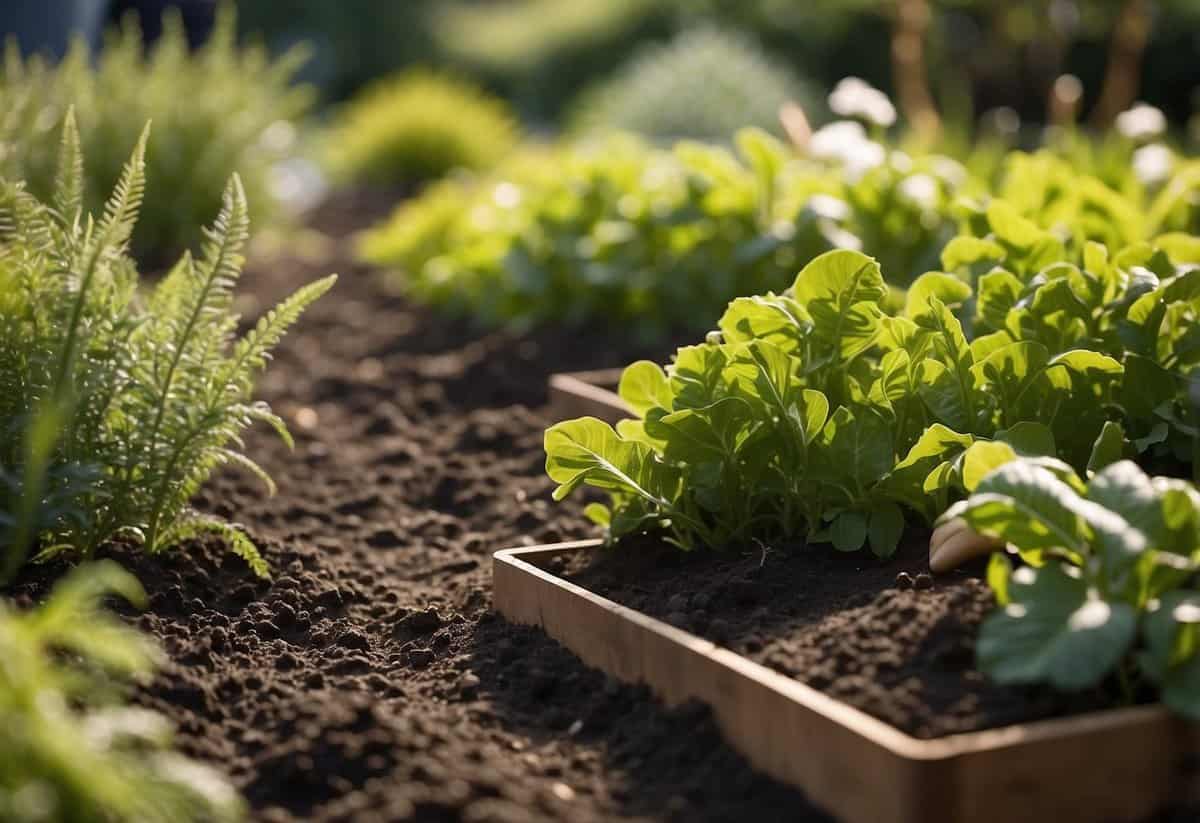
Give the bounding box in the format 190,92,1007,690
217,274,336,396
216,448,276,496
52,108,84,224
164,514,270,579
94,122,149,252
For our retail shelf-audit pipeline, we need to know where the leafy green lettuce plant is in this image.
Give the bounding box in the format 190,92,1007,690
945,455,1200,718
0,117,336,581
0,562,245,822
0,5,311,263
360,127,965,336
545,247,1130,556
943,196,1200,477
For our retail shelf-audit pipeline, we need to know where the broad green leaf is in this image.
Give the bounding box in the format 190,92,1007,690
972,340,1051,423
978,562,1137,690
995,421,1056,457
1119,355,1176,429
544,417,674,503
652,397,754,461
584,502,611,527
976,269,1023,331
987,200,1045,249
791,250,886,362
941,236,1006,271
904,272,972,320
830,510,868,552
718,294,811,354
987,552,1012,606
962,440,1018,492
867,502,905,558
817,406,894,493
879,424,974,520
957,460,1092,557
669,344,731,409
1087,421,1126,475
619,361,673,416
1141,592,1200,718
1156,233,1200,265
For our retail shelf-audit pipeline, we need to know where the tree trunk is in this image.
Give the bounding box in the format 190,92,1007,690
891,0,941,140
1089,0,1153,127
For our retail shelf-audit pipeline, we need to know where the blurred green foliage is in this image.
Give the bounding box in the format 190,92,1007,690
326,70,519,188
0,6,310,264
0,562,245,822
571,27,821,142
358,126,966,337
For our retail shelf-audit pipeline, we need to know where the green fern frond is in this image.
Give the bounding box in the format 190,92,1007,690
162,515,270,580
216,448,277,497
2,137,332,580
94,122,149,254
0,562,247,821
216,274,337,398
52,107,85,226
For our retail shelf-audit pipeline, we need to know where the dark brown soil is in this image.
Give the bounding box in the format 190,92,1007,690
5,189,1193,823
6,192,830,822
561,535,1118,740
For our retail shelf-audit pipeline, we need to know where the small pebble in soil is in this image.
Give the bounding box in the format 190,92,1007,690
458,672,481,697
404,647,436,668
895,571,915,589
914,572,934,590
550,783,575,802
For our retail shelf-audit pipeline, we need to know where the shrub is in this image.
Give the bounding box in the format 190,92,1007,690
0,561,245,822
0,119,336,582
571,26,820,142
431,0,675,123
0,6,311,263
325,71,519,187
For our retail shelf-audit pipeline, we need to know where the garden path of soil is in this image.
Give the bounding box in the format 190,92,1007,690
7,191,1192,822
8,191,825,823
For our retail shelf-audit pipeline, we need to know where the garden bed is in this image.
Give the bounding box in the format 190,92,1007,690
3,193,839,822
496,539,1200,823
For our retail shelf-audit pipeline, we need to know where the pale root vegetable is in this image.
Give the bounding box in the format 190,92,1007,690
929,517,1005,573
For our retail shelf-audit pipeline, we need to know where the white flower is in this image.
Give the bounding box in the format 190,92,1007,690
828,77,897,128
898,173,938,210
1132,143,1174,186
1116,103,1167,142
808,120,886,181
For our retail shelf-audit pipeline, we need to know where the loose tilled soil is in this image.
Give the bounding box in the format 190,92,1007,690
564,536,1110,739
5,191,1193,822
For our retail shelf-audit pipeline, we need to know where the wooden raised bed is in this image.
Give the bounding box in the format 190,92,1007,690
548,369,628,424
494,540,1200,823
532,370,1200,822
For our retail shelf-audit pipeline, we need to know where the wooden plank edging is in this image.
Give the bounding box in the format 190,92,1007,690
494,541,1200,823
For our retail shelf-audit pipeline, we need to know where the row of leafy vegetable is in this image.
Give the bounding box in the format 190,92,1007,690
361,113,1198,338
545,203,1200,717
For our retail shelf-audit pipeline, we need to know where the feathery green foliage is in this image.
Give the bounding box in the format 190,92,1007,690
326,70,519,186
0,119,336,581
571,26,819,142
0,5,311,263
0,561,245,822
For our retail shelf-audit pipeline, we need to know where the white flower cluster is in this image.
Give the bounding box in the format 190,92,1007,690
1115,102,1167,142
828,77,897,128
